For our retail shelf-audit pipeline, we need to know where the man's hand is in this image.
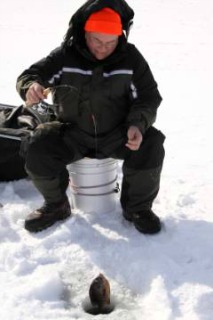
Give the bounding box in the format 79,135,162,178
125,125,143,151
25,82,46,106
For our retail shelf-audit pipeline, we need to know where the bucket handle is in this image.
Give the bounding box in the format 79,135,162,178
69,175,118,190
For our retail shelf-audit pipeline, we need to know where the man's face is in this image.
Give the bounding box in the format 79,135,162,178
85,32,119,60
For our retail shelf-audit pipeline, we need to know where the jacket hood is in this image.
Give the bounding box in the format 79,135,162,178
63,0,134,47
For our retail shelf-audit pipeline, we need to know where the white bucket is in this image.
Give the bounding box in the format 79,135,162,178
68,158,119,213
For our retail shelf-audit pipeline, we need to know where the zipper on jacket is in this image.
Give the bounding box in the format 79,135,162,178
91,113,98,157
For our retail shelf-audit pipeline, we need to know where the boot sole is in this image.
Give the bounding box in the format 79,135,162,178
134,223,161,234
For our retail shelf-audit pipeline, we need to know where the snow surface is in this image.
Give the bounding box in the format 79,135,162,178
0,0,213,319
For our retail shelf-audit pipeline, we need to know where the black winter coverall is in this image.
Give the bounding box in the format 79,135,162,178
16,0,165,213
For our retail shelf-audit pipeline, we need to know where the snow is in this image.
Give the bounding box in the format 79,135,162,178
0,0,213,319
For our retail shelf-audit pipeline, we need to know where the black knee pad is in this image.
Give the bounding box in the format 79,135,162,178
125,127,166,170
25,122,68,175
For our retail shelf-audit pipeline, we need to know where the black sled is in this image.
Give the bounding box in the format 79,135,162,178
0,102,56,181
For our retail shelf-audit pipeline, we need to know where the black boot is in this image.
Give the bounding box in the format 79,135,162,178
123,209,161,234
25,197,71,232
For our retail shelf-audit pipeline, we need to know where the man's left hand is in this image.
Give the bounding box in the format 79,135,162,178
125,126,143,151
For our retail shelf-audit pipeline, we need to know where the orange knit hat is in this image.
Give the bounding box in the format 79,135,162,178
84,8,122,35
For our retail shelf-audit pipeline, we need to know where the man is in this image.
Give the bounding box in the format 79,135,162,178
16,0,165,234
